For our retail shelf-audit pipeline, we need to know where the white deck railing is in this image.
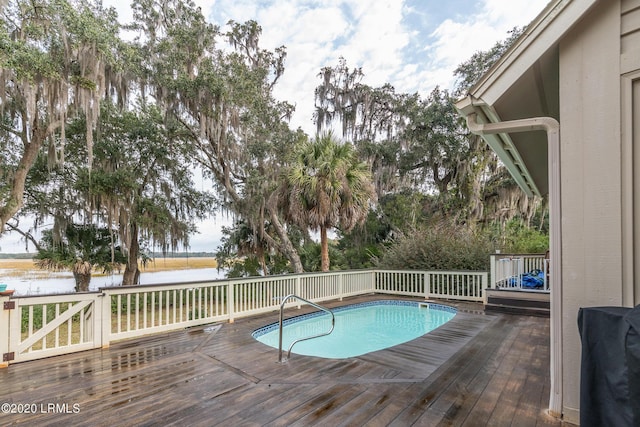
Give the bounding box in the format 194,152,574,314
0,268,487,366
489,254,549,292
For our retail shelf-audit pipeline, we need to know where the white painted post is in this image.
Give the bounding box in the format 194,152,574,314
482,272,489,304
489,254,497,290
100,291,111,349
0,296,10,368
295,276,301,309
227,281,235,323
370,270,376,293
424,272,430,300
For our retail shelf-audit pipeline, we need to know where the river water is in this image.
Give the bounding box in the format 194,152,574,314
1,268,228,296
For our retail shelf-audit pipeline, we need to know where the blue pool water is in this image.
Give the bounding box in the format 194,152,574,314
252,300,456,359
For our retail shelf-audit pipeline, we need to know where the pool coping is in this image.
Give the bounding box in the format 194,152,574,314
251,299,458,338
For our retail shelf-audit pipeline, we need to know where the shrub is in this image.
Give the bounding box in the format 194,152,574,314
499,219,549,253
378,223,493,271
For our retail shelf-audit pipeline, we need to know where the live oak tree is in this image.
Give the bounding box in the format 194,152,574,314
77,104,213,285
2,0,214,284
314,58,415,195
130,0,305,272
398,86,498,222
0,0,125,233
19,102,212,285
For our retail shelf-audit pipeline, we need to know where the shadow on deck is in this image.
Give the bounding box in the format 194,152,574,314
0,295,574,426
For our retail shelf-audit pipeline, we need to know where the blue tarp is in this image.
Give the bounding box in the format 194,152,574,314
508,269,545,288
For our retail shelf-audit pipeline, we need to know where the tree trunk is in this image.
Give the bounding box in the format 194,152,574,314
73,261,92,292
266,204,304,273
320,226,330,272
0,128,46,233
122,223,140,286
257,248,268,276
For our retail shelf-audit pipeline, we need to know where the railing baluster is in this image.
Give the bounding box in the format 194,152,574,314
117,295,122,333
67,303,72,345
143,293,148,328
54,304,60,347
79,306,84,343
172,290,177,324
126,294,131,332
41,304,47,350
134,293,139,330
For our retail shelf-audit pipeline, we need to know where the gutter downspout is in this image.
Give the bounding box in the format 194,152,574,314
465,113,563,419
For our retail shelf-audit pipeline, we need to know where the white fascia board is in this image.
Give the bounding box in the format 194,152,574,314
471,0,599,106
455,98,539,197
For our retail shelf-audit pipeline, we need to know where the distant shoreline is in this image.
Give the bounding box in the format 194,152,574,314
1,261,226,296
0,257,218,279
0,252,217,260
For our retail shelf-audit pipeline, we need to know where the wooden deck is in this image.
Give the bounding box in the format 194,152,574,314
0,295,574,426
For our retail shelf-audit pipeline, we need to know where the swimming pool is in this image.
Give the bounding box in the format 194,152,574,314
252,300,457,359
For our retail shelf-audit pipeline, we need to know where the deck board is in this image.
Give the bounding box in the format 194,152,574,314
0,295,574,426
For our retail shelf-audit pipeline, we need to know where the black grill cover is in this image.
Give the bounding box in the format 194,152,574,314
578,305,640,427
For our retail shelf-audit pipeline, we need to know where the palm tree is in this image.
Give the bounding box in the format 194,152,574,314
35,225,127,292
284,132,376,271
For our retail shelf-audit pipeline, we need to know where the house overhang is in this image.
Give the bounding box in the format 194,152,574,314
456,97,544,197
454,0,599,197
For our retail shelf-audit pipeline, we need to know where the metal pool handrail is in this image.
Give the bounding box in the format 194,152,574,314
278,294,335,363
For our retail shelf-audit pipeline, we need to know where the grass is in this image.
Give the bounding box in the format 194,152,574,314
0,257,218,279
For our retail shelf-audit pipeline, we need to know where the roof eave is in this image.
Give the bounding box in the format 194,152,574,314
469,0,598,105
455,97,540,198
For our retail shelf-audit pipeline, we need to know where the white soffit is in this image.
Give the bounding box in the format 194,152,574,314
458,99,539,197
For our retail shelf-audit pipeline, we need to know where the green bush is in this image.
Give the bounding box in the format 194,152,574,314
498,219,549,253
378,223,493,271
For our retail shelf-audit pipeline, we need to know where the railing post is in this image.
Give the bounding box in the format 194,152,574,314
227,281,235,323
424,272,430,300
338,272,343,301
372,270,378,293
100,291,111,349
371,270,376,293
0,296,11,368
482,272,489,304
489,254,497,290
544,258,550,291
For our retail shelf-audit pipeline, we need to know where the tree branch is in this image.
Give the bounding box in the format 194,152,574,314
5,221,41,252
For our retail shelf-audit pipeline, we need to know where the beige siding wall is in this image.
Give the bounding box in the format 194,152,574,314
558,0,622,422
621,0,640,73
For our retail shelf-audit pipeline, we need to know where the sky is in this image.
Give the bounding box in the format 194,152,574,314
0,0,549,254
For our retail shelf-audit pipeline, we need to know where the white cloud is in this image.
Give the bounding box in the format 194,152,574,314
238,0,414,134
426,0,548,91
482,0,549,27
337,2,410,85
